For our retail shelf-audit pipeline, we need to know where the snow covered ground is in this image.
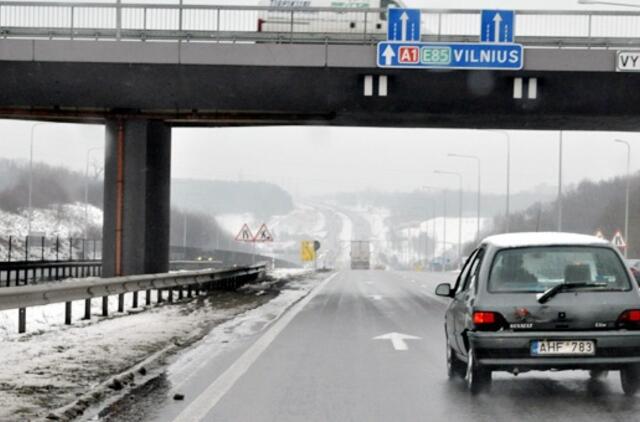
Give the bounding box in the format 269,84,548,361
0,203,102,261
0,269,320,421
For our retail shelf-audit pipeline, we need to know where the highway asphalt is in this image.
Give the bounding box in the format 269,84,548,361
126,270,640,422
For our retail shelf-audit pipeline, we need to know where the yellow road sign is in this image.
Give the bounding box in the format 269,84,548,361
301,240,316,262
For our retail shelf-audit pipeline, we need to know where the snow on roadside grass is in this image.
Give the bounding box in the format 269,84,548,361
0,269,321,420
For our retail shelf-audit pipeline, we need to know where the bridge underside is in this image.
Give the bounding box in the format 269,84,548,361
3,58,637,275
0,61,637,131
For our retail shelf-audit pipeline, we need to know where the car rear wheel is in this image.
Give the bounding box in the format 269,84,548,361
589,369,609,380
466,347,491,394
620,365,640,396
446,342,466,379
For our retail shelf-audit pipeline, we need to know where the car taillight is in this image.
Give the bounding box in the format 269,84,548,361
473,311,496,325
618,310,640,329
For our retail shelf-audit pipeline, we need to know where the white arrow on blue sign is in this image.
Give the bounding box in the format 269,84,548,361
387,8,421,42
480,10,515,43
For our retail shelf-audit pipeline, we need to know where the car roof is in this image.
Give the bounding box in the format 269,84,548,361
482,232,610,249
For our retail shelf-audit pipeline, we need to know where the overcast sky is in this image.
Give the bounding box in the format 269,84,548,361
2,0,640,197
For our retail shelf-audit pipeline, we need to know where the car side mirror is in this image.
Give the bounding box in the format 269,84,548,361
435,283,453,298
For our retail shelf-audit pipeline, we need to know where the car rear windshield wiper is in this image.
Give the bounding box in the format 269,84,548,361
537,282,609,304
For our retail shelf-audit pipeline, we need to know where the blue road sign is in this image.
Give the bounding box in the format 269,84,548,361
377,42,523,70
481,10,515,43
387,8,421,42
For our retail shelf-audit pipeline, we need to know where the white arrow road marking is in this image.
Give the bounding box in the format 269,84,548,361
400,12,409,40
493,13,503,43
383,45,395,65
373,332,421,351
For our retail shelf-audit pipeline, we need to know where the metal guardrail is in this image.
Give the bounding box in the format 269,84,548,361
0,259,102,287
0,264,267,333
0,2,638,47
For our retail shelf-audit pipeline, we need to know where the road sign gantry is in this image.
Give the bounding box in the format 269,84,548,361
377,8,523,71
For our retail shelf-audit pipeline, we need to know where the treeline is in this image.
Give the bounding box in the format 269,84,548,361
0,159,102,212
172,179,294,220
331,187,555,220
487,173,640,257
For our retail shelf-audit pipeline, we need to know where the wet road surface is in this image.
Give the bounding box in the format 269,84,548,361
123,270,640,422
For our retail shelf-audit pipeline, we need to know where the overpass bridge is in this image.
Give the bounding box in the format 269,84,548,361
1,2,638,276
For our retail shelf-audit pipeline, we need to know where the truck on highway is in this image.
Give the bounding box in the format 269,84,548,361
257,0,407,35
350,240,371,270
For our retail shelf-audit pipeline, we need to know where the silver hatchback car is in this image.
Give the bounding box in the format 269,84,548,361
436,232,640,394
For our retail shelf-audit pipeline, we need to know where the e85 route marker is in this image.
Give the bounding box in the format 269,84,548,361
373,332,421,351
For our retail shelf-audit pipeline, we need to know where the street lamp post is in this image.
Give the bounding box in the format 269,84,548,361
442,189,447,272
435,170,463,268
421,185,439,263
482,130,511,232
558,131,564,232
615,139,631,257
449,153,481,242
84,147,103,241
28,122,55,235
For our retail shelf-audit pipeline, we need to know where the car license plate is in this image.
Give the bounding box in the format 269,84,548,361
531,340,595,356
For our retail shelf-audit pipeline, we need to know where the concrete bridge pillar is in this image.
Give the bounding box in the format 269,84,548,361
102,119,171,277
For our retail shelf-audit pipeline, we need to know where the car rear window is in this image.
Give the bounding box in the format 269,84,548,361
488,246,631,293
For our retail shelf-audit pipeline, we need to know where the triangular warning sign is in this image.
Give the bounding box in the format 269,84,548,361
235,224,254,242
612,231,627,249
254,223,274,242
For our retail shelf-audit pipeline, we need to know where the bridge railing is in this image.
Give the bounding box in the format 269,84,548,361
0,3,639,46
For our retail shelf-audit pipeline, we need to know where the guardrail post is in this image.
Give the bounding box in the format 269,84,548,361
84,298,91,320
157,289,163,303
18,308,26,333
102,296,109,316
116,0,122,40
132,291,138,308
363,11,367,41
168,288,173,303
290,10,294,42
187,285,192,298
70,5,74,40
118,293,124,312
65,302,72,325
178,286,184,300
146,289,151,306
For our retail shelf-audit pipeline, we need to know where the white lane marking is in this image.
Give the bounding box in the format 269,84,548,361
378,75,388,96
528,77,538,99
370,295,383,301
172,272,339,422
513,77,523,99
373,332,421,351
364,75,373,96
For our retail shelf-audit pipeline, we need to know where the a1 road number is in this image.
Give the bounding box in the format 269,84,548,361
398,46,419,63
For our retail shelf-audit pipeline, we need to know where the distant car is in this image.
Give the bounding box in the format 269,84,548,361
436,232,640,394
